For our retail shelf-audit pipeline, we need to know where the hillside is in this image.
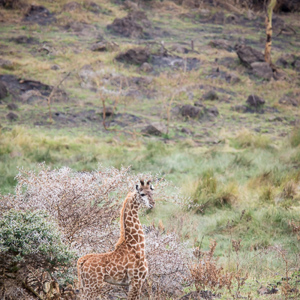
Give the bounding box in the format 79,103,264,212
0,0,300,299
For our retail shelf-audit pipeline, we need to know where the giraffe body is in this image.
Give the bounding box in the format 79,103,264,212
77,180,154,300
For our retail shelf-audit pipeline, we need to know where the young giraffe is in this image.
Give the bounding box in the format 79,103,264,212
77,179,154,300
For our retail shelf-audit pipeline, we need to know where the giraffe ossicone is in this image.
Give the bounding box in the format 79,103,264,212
77,179,155,300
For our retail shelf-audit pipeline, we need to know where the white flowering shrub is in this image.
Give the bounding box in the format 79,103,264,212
144,225,192,298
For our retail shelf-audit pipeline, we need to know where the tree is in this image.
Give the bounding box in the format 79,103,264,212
264,0,277,65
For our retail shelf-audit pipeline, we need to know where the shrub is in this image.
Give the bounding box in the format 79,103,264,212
191,240,248,294
232,129,272,149
0,210,75,299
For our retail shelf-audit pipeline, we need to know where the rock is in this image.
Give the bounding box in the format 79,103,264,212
142,123,166,136
279,95,299,107
226,14,239,24
181,127,192,134
107,15,144,38
210,12,225,24
139,62,153,73
205,106,219,117
267,115,283,122
20,90,46,104
11,35,38,44
0,81,8,99
231,105,247,113
6,112,19,121
84,1,103,14
246,95,265,108
7,103,18,110
62,2,81,11
235,44,265,68
209,39,233,52
100,106,114,117
294,60,300,71
24,5,55,26
276,54,297,68
182,0,200,9
116,48,150,65
225,73,240,84
170,45,190,54
203,90,219,101
51,64,60,70
194,100,205,107
0,58,14,70
251,62,273,80
90,41,119,52
180,105,202,119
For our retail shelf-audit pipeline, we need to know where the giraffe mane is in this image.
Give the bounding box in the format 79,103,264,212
115,192,133,249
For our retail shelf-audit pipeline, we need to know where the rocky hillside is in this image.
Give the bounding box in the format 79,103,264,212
0,0,299,145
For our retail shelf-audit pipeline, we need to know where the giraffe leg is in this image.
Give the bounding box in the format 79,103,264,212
127,279,144,300
80,273,104,300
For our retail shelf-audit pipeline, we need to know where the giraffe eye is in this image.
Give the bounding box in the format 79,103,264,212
141,193,146,197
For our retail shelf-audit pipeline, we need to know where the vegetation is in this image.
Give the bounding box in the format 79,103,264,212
0,0,300,298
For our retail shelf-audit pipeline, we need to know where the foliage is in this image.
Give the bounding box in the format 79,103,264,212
0,209,75,300
0,209,74,268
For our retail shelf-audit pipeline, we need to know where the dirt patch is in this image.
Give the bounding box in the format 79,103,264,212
0,74,67,103
116,48,150,65
23,5,55,25
10,35,39,44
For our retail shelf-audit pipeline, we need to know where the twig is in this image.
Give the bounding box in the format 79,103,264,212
47,72,71,124
22,281,44,300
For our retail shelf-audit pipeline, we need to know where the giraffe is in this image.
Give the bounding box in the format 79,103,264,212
77,179,155,300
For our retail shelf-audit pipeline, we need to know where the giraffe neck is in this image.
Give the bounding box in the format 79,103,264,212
115,192,145,251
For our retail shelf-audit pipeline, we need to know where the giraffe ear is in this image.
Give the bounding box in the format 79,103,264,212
150,184,154,190
140,179,145,186
136,184,139,191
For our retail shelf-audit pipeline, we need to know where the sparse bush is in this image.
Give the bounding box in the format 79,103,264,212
232,129,272,149
186,171,238,213
191,240,248,295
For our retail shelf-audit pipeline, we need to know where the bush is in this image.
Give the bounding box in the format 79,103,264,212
0,210,75,299
232,129,272,150
0,209,74,268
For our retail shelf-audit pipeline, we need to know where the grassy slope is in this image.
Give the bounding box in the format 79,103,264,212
1,0,300,298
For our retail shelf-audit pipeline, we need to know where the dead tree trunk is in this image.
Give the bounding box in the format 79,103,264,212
264,0,277,65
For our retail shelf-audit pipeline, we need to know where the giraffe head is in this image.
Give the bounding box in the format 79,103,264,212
135,179,155,209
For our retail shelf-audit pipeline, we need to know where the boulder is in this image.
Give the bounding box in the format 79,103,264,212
246,95,265,108
0,58,14,70
6,112,19,121
209,39,233,52
139,62,153,73
235,44,264,68
205,106,219,117
62,2,81,11
250,62,273,80
180,105,202,118
203,90,219,101
84,1,103,14
210,12,225,24
107,16,144,38
90,41,119,52
7,103,18,110
0,81,8,99
225,73,240,84
142,123,166,136
116,48,150,65
276,54,297,68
